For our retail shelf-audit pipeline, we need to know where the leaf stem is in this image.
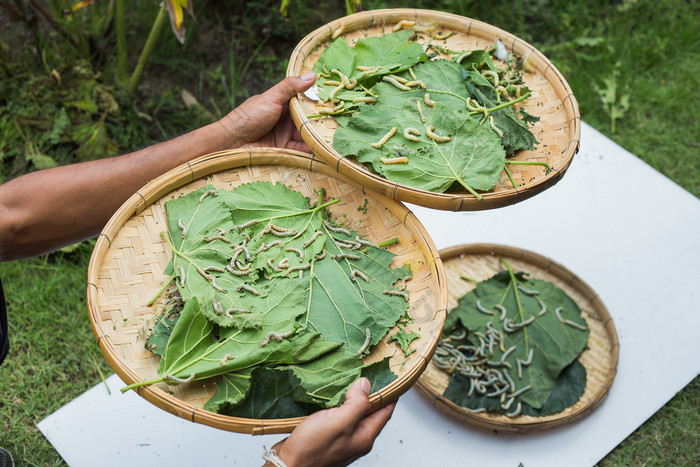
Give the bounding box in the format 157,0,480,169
504,165,518,190
147,275,175,306
506,160,552,171
121,375,165,392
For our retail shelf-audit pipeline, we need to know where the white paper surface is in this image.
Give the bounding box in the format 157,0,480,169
39,122,700,466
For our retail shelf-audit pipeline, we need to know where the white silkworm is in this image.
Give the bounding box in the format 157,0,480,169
555,307,588,331
235,261,252,271
210,277,226,293
178,218,187,238
322,220,351,236
199,189,218,203
494,304,507,321
509,385,532,399
324,80,341,86
356,65,377,71
353,96,378,103
408,67,417,81
386,74,408,84
476,300,494,315
392,19,415,32
405,80,426,89
270,224,296,233
278,257,289,268
285,247,304,261
396,275,412,291
219,354,235,366
178,266,185,287
505,401,522,417
350,269,370,283
259,330,294,347
235,219,260,230
517,285,539,296
315,250,327,260
423,93,435,107
356,236,379,248
486,384,509,398
370,126,397,148
241,245,251,262
225,308,250,319
501,345,516,362
489,115,504,138
237,284,259,295
383,289,409,302
302,230,323,248
336,239,361,250
357,328,371,355
382,76,412,91
537,299,547,316
426,125,451,143
380,156,408,164
267,258,282,272
226,265,251,276
481,70,499,87
328,82,345,100
331,22,344,40
203,235,230,243
403,127,421,142
416,99,426,123
286,264,311,275
163,373,195,384
257,240,284,253
331,253,362,261
212,298,224,315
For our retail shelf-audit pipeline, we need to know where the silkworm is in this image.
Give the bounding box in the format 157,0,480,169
259,330,294,347
237,284,259,295
235,219,259,230
286,264,311,275
323,220,351,236
505,401,522,417
416,99,426,123
403,127,421,142
199,189,218,203
210,277,226,293
405,80,426,89
356,65,377,71
435,31,454,40
408,67,417,81
178,266,185,287
178,218,188,238
382,76,412,91
267,258,282,272
380,156,408,164
481,70,499,87
270,224,296,233
241,245,251,262
353,96,378,103
456,51,472,64
423,93,435,107
355,236,379,248
357,328,371,355
203,266,226,273
383,289,409,302
235,260,252,271
220,354,235,366
537,299,547,316
328,82,345,100
225,308,250,319
331,22,344,40
278,257,289,268
331,253,362,261
476,300,494,315
257,240,284,253
466,377,476,397
466,98,485,112
226,265,251,276
323,80,341,86
493,304,507,321
315,250,327,260
392,20,415,32
386,74,408,84
204,235,230,243
509,385,532,399
350,269,370,283
426,125,451,143
517,285,539,296
555,307,588,331
163,373,195,384
465,406,487,414
397,275,412,291
285,247,304,261
370,126,397,148
486,384,509,398
336,239,361,250
501,345,516,362
489,115,504,138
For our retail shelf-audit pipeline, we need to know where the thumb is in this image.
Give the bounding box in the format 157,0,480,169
335,377,372,426
263,72,317,105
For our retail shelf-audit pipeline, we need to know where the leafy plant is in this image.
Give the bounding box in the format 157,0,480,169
596,63,630,133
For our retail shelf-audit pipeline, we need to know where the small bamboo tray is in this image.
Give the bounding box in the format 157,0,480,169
288,9,580,211
414,244,618,432
86,148,447,435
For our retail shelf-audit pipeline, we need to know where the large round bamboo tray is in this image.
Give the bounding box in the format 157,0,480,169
86,148,447,435
414,244,618,432
288,9,580,211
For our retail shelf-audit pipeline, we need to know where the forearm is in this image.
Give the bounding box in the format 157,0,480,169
0,119,234,261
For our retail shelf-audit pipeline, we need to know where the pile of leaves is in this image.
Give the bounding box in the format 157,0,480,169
434,260,589,418
125,181,415,418
310,30,540,199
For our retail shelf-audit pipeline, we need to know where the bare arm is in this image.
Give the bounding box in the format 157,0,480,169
0,73,316,261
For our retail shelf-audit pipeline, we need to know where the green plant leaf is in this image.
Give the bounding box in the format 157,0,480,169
203,368,254,413
388,325,420,356
361,357,398,392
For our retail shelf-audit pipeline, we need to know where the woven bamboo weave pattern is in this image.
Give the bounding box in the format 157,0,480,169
288,9,580,211
414,244,618,432
87,148,447,434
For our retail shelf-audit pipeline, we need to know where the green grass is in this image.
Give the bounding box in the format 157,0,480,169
1,0,699,464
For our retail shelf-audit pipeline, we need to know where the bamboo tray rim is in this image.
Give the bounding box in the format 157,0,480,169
87,147,448,435
287,8,581,212
414,243,619,432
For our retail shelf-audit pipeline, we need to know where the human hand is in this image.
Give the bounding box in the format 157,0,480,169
263,378,396,467
218,72,317,152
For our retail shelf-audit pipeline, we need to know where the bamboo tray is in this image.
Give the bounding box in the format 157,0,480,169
414,244,618,432
86,148,447,435
287,9,580,211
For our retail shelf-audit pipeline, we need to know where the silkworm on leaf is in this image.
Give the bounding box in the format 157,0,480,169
350,269,370,283
355,236,379,248
380,156,409,165
177,219,187,239
435,31,454,40
383,289,409,302
353,96,378,103
416,99,426,123
286,264,311,275
476,300,494,316
554,307,588,331
426,125,451,143
259,330,294,347
323,219,351,236
357,328,371,355
198,189,218,203
220,354,235,366
225,308,250,319
210,277,226,293
331,22,344,40
328,82,345,100
303,231,324,249
315,249,327,260
331,253,361,261
494,304,507,321
278,257,289,268
204,235,231,243
178,266,185,287
392,20,415,32
235,219,259,230
285,247,304,261
267,258,282,272
323,80,341,86
370,127,397,149
405,80,426,89
423,93,435,107
382,76,412,91
489,115,504,137
517,285,540,296
403,127,421,142
505,401,522,417
163,373,195,384
226,265,251,276
237,284,259,295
